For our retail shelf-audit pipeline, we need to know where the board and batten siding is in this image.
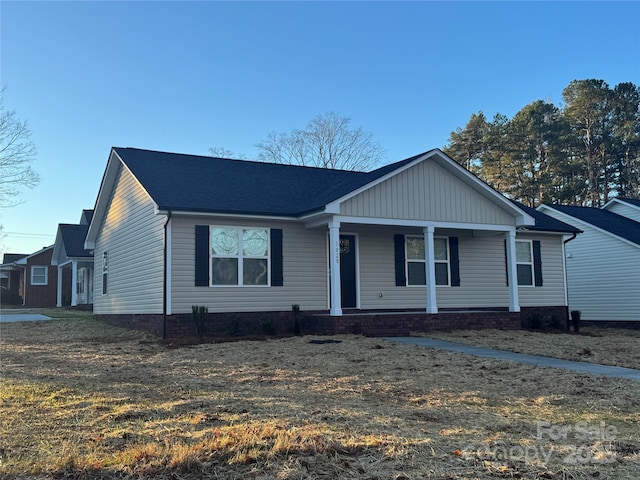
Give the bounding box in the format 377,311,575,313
353,226,566,310
340,159,515,225
170,217,328,313
557,220,639,321
605,202,640,223
93,164,166,315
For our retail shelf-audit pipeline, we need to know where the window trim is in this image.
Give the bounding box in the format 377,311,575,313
30,266,48,286
102,252,108,295
405,235,450,287
209,226,271,287
515,240,534,287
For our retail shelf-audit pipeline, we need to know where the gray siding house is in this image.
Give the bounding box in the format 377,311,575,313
538,202,640,324
85,147,579,337
51,210,95,307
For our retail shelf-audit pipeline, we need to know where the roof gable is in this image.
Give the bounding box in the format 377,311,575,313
540,204,640,247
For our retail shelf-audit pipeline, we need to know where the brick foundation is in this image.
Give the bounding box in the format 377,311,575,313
95,306,571,339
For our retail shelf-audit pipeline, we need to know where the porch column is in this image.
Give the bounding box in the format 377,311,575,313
505,230,520,312
328,219,342,316
56,266,63,307
71,260,78,307
423,226,438,314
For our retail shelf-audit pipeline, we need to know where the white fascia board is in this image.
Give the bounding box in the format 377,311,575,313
85,149,159,249
538,204,640,250
323,149,534,226
85,149,121,250
50,227,64,266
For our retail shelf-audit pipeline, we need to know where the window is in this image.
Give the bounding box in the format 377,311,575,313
31,266,48,285
102,252,108,295
406,236,450,286
516,240,533,286
77,269,84,295
210,227,270,286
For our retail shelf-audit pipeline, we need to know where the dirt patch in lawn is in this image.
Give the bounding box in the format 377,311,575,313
1,316,639,479
422,326,640,370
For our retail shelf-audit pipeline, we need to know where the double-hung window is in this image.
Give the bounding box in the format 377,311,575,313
211,227,270,286
31,266,48,285
406,236,450,286
516,240,533,286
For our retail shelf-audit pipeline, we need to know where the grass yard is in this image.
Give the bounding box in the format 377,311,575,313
1,311,639,479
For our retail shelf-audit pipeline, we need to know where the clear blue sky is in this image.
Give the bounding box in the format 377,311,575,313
1,1,639,256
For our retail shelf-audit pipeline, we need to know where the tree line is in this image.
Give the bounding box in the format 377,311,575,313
444,79,640,207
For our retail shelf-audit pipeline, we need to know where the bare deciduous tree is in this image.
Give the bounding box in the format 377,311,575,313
256,112,385,171
0,90,39,208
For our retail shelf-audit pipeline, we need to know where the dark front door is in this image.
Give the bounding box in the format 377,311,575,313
340,235,357,309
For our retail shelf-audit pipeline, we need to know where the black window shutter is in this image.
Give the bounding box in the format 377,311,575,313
394,234,406,286
533,240,543,287
270,229,283,287
449,237,460,287
504,239,509,286
195,225,209,286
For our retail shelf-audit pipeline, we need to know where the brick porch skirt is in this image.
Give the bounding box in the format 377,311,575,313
95,306,568,338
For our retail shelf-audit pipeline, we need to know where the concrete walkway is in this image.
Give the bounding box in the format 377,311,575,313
0,313,52,323
386,337,640,382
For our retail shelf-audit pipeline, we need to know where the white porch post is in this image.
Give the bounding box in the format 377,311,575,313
328,219,342,316
71,260,78,307
56,266,63,307
423,226,438,314
505,230,520,312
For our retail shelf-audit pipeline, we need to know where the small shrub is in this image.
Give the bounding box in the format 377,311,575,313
528,314,544,330
260,317,276,335
292,304,301,335
191,305,208,337
570,310,581,333
550,315,563,330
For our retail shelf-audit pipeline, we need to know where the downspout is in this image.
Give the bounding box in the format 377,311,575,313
562,232,578,330
163,211,172,340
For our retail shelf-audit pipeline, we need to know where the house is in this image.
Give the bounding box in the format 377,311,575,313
85,147,580,337
51,210,95,308
0,246,63,307
603,197,640,223
538,202,640,324
0,253,28,305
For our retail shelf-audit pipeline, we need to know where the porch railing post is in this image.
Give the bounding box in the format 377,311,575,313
505,230,521,312
423,225,438,314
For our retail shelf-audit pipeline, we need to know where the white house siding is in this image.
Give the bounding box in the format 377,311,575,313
560,223,639,321
170,216,328,313
604,202,640,223
340,159,515,226
93,165,166,315
353,226,566,310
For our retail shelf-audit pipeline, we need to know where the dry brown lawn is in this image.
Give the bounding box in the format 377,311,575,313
1,311,639,479
423,327,640,370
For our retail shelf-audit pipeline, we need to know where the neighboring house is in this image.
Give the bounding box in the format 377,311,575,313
538,203,640,323
0,253,28,305
85,147,580,337
603,197,640,223
2,246,64,307
51,210,95,308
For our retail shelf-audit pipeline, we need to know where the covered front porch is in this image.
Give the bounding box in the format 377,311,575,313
306,214,527,318
55,260,94,307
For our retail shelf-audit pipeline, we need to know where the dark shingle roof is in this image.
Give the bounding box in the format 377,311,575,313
547,204,640,246
513,201,581,234
1,253,28,264
59,224,92,257
113,147,423,216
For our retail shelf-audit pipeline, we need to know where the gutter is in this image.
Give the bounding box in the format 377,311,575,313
163,211,172,340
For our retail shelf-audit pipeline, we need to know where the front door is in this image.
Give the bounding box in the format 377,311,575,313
339,235,357,309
